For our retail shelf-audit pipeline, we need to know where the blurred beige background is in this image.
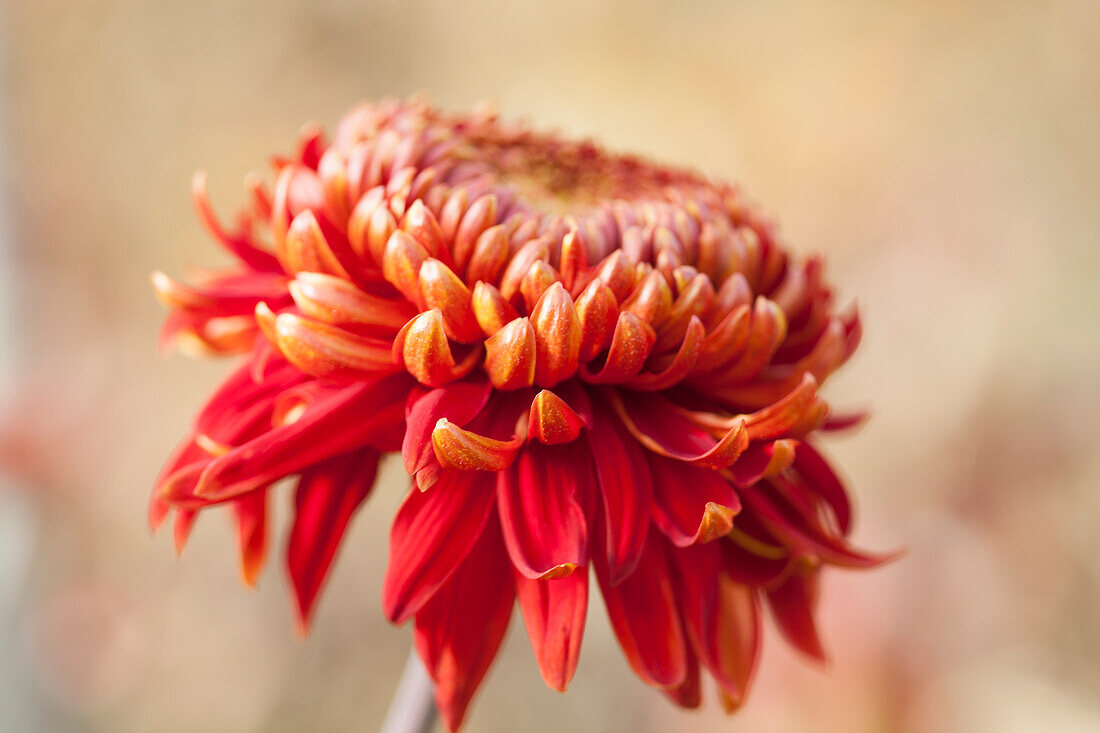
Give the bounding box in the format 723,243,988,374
0,0,1097,731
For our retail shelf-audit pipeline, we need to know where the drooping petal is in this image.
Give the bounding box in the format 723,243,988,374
232,490,268,587
595,528,689,688
612,391,748,469
587,400,653,585
712,575,763,711
196,373,410,501
765,569,826,662
649,454,741,547
383,470,497,624
414,515,514,732
514,567,588,692
287,449,381,631
497,441,589,580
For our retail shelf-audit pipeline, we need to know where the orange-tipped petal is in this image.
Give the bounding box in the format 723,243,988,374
471,281,518,336
273,312,396,380
575,281,619,362
581,311,656,384
418,258,483,343
432,418,523,471
289,272,414,331
467,224,510,285
395,309,477,387
527,390,586,445
530,282,582,387
382,230,429,306
483,317,537,390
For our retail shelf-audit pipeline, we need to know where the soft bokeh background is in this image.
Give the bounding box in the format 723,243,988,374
1,1,1097,731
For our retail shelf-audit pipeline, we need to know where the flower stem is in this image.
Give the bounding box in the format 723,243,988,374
380,648,437,733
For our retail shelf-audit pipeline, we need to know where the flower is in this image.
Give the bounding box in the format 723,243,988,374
151,97,893,730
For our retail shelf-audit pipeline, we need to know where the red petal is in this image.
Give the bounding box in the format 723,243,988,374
650,454,741,546
196,373,409,501
514,568,588,692
712,576,762,711
402,378,492,475
497,442,589,579
233,490,268,587
383,471,496,624
595,528,688,688
587,401,653,584
414,516,514,732
287,450,380,632
792,442,852,534
612,392,748,469
765,570,826,662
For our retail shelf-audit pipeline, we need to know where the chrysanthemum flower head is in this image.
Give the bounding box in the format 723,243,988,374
152,97,893,730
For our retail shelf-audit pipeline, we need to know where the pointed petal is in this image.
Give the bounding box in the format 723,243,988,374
588,400,653,584
526,390,586,445
765,570,827,662
402,378,492,475
497,442,589,579
596,528,688,688
414,516,514,732
612,392,749,469
432,419,522,471
383,471,496,624
196,373,409,501
233,490,268,587
514,568,588,692
649,454,741,547
712,575,763,711
287,450,380,631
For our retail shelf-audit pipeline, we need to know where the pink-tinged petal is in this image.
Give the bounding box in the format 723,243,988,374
587,401,653,585
792,442,853,534
497,442,589,580
662,648,702,709
580,311,656,384
394,309,482,388
173,509,198,553
191,171,282,272
514,567,588,692
728,440,798,488
821,409,869,433
526,390,586,445
595,528,688,688
383,470,496,624
289,272,415,332
765,570,826,662
626,316,705,391
272,312,398,380
402,377,492,475
414,516,514,732
611,392,748,469
287,450,380,632
712,575,763,711
650,454,741,547
432,419,522,471
737,482,899,568
232,490,268,587
196,373,410,501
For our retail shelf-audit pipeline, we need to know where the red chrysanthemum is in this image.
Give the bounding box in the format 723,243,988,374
152,98,893,730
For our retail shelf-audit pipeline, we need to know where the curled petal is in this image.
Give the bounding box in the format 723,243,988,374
649,454,741,546
383,470,497,624
471,281,518,336
467,224,510,285
483,317,537,390
626,315,705,391
611,392,749,469
400,199,447,260
595,250,636,302
530,282,582,387
575,281,619,362
289,272,415,331
273,312,397,380
520,260,560,313
623,270,673,328
418,258,483,342
432,419,522,471
728,440,798,488
527,390,586,445
742,374,824,441
581,312,656,384
497,442,589,580
382,230,429,306
402,378,493,475
284,209,351,278
395,310,480,387
453,193,498,271
499,236,551,301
